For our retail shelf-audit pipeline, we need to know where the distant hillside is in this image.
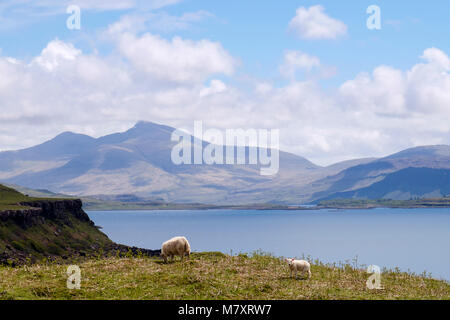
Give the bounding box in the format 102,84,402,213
309,146,450,203
2,183,73,199
0,121,449,204
315,168,450,202
0,122,361,204
0,184,34,210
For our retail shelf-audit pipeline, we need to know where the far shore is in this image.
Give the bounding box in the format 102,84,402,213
83,197,450,211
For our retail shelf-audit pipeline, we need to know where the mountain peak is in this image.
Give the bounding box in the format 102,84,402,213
124,121,176,139
132,121,174,130
53,131,92,140
95,121,176,145
41,131,95,147
127,121,175,135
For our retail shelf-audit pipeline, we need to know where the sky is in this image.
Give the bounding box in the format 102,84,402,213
0,0,449,165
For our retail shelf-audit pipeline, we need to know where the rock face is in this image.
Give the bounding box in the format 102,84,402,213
0,199,90,228
0,199,160,265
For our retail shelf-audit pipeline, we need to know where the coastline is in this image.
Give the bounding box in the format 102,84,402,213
83,198,450,211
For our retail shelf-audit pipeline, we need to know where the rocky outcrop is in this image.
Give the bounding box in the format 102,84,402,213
0,199,91,228
0,199,160,266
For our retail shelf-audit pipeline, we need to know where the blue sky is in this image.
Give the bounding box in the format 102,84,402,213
0,0,449,164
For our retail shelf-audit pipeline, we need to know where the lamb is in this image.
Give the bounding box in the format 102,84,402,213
161,236,191,263
286,258,312,279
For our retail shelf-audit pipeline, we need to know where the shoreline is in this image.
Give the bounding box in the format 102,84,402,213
83,203,450,211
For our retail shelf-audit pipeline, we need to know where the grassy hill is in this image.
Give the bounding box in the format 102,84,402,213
0,184,38,210
0,184,75,210
0,252,448,300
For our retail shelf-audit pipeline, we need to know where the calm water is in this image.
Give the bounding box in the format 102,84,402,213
87,208,450,281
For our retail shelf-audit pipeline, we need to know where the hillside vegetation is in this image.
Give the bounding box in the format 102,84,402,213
0,252,448,300
0,184,74,210
0,184,37,210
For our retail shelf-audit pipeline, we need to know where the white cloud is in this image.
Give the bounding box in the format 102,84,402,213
280,50,321,79
200,79,227,97
339,65,406,116
115,32,236,84
340,48,450,116
421,47,450,70
32,39,81,71
289,5,347,40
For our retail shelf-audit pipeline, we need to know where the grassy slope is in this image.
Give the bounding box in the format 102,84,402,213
0,184,35,210
0,252,448,300
2,184,73,200
0,184,72,210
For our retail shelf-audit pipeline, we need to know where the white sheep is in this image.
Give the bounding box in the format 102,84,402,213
285,258,312,279
161,236,191,263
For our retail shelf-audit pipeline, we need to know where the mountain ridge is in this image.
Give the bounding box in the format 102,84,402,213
1,121,449,204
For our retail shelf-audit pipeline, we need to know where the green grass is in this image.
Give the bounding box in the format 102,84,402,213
0,184,34,210
0,184,72,211
0,252,448,300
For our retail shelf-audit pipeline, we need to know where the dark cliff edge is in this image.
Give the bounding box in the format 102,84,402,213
2,199,90,228
0,198,160,266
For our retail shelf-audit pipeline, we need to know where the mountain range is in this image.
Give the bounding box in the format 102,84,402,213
0,121,449,204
